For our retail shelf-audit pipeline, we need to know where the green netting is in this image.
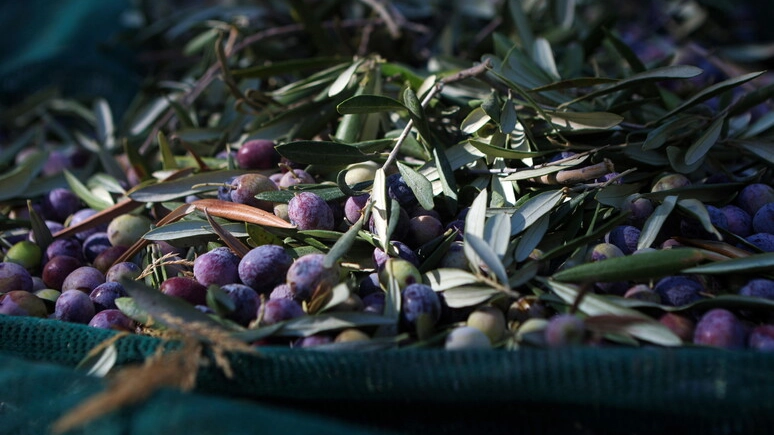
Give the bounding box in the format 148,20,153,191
0,0,138,114
2,315,774,435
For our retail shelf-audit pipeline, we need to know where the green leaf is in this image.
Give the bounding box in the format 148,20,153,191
419,142,484,192
114,297,152,326
739,111,774,139
602,28,646,73
460,106,491,134
28,200,53,251
677,198,722,240
502,153,588,181
246,223,285,247
397,162,434,210
595,184,640,208
277,312,396,337
637,195,677,250
530,77,617,92
93,98,115,150
0,151,47,201
560,65,703,108
256,185,349,203
432,146,459,210
316,282,353,314
325,213,365,269
466,234,509,285
468,139,549,159
481,91,502,122
128,169,249,202
372,168,389,250
175,128,224,143
402,87,433,145
75,343,117,378
347,138,397,153
158,131,179,170
424,268,480,291
551,248,708,283
231,57,345,78
642,182,745,204
464,189,488,269
337,94,406,114
328,59,363,97
642,116,698,151
736,140,774,164
508,0,534,56
120,277,233,336
275,140,374,165
207,284,236,315
509,260,539,287
484,212,512,259
546,111,624,130
685,115,725,165
183,27,219,55
500,98,519,134
545,279,681,346
666,146,704,174
729,82,774,116
510,189,564,234
532,37,560,79
655,71,765,123
514,213,549,262
64,170,114,211
441,286,501,308
681,252,774,275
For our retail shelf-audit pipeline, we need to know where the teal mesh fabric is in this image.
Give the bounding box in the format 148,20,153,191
0,1,138,114
2,316,774,434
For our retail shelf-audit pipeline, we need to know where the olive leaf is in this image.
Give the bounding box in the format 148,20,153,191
637,195,678,250
441,286,501,308
127,169,247,202
120,277,234,336
371,168,390,251
75,344,118,378
551,248,709,283
484,212,512,259
545,110,624,130
559,65,703,108
463,189,488,270
514,213,549,262
642,116,698,151
460,106,491,133
677,198,722,241
468,139,549,159
397,162,434,210
655,71,765,123
144,220,248,244
424,268,480,291
324,211,366,268
275,140,375,165
337,94,406,114
64,169,114,211
328,59,364,97
545,279,682,346
681,252,774,275
510,189,564,235
465,234,509,285
0,150,46,201
685,115,725,165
